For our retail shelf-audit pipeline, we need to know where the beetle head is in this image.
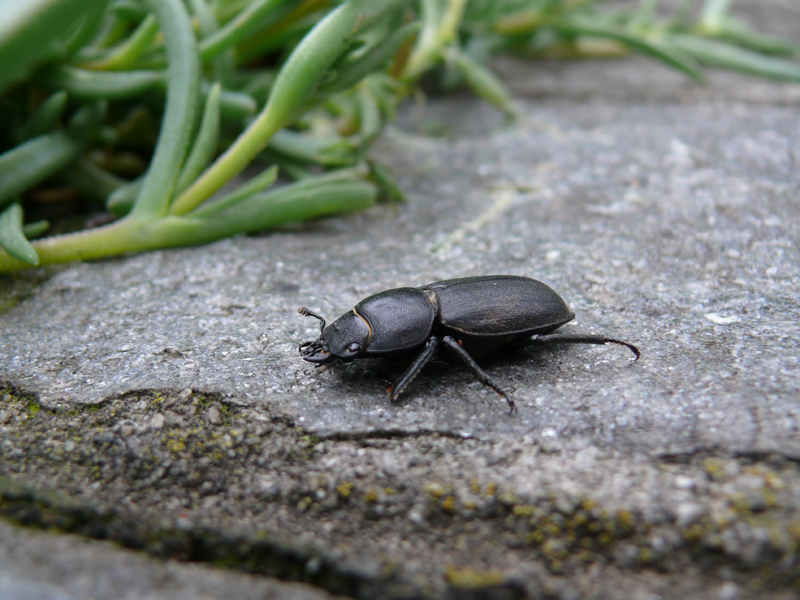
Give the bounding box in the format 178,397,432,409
298,307,370,367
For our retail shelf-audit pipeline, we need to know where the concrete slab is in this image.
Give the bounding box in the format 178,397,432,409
0,519,339,600
2,3,800,598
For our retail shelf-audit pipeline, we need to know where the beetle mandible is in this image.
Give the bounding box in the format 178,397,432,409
298,275,639,413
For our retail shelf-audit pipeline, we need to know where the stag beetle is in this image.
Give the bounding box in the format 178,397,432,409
298,275,639,413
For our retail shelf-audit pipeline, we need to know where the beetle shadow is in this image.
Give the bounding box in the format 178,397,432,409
328,344,565,406
326,360,387,395
325,353,468,404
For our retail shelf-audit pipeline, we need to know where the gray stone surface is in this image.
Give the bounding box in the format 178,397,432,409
3,65,800,455
0,519,338,600
2,4,800,598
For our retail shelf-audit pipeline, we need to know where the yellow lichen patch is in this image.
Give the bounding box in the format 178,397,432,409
336,481,354,499
513,504,534,517
616,509,635,534
526,530,545,545
702,457,726,480
787,522,800,548
469,478,481,494
639,546,654,564
763,471,785,490
424,482,446,499
444,565,506,589
682,523,705,543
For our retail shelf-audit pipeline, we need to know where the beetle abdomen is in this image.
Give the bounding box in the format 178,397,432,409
422,275,574,336
356,287,435,354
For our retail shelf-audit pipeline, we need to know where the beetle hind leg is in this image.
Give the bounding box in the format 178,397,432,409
525,333,640,360
441,336,516,414
388,337,440,402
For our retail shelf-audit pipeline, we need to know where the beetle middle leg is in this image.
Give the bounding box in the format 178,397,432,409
388,337,440,402
441,336,516,414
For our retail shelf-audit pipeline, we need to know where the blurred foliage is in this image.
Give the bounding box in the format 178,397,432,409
0,0,797,271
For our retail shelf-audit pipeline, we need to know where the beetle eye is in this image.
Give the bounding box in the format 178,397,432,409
347,342,360,353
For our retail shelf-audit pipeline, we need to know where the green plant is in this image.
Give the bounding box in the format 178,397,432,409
0,0,797,272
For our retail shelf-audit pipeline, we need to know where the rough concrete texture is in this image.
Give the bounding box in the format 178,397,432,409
2,4,800,599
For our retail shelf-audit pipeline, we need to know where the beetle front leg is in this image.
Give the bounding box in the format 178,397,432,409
441,336,516,414
388,336,440,402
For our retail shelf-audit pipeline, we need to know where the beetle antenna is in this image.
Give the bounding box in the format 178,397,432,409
297,307,326,333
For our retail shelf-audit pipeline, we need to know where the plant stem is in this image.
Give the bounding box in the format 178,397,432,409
130,0,201,219
0,218,150,272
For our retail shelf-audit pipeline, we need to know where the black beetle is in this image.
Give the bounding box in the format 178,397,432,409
298,275,639,413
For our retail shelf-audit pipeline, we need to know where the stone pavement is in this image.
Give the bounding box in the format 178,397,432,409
2,5,800,598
